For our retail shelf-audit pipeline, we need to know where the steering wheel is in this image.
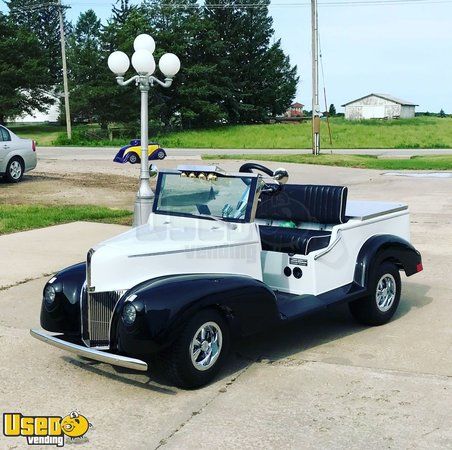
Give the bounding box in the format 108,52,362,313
239,163,274,177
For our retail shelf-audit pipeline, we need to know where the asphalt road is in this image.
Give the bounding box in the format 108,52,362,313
1,159,451,449
38,145,452,160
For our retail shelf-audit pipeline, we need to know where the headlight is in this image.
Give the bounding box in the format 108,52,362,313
122,303,137,326
44,285,56,306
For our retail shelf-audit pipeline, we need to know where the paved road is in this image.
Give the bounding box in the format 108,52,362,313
38,145,452,160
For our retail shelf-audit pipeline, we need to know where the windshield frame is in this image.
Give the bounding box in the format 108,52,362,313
152,170,259,223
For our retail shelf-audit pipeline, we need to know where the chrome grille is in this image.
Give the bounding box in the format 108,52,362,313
86,290,125,348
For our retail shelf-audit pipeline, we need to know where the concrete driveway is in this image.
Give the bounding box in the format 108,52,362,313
1,163,451,449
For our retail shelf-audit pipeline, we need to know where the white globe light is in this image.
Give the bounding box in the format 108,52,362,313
108,51,130,75
159,53,181,77
133,34,155,53
131,49,156,75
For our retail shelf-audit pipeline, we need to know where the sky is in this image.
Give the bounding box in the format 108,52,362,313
2,0,452,112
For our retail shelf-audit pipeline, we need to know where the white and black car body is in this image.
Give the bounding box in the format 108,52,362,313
32,163,423,388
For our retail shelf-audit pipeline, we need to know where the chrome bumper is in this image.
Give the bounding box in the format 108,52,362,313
30,329,148,372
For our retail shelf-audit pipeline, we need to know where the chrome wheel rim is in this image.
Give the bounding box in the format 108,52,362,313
376,274,396,312
10,161,22,179
189,321,222,371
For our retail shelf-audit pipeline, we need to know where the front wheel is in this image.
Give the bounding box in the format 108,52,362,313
128,153,140,164
349,262,401,326
160,309,230,389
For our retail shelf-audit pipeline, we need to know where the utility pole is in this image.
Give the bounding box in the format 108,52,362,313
58,0,71,140
311,0,320,155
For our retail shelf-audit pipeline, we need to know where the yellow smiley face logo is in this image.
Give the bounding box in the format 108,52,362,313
60,412,90,438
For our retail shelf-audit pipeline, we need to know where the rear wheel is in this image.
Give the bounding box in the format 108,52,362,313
157,149,166,160
349,262,401,326
5,157,24,183
160,309,230,389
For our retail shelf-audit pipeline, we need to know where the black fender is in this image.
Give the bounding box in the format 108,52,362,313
40,262,86,334
111,273,279,355
354,235,422,289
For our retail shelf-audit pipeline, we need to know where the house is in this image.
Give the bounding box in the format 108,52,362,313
285,102,304,118
13,101,60,123
342,94,417,120
11,91,60,124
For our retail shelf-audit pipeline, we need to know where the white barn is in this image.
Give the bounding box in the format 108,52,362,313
342,94,417,120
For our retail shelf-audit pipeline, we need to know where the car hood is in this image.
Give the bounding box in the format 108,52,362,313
89,214,262,292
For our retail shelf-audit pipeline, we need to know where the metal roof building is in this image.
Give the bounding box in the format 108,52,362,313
342,93,418,120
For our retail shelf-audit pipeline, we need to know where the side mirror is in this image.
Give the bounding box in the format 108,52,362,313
273,168,289,185
149,164,158,178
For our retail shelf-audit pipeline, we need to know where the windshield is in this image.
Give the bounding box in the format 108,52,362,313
153,172,257,222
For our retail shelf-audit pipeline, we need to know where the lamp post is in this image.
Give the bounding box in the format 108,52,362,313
108,34,181,226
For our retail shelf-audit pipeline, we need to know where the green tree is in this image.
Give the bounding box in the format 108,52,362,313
0,13,54,123
329,103,337,116
439,109,446,118
6,0,65,85
67,10,105,123
142,0,226,129
203,0,298,125
98,6,151,129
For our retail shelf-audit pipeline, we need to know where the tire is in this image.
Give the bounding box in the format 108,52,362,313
5,157,24,183
157,149,166,160
128,153,139,164
160,309,230,389
349,261,401,326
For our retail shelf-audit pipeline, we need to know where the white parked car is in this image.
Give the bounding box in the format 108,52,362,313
0,125,37,182
32,163,423,388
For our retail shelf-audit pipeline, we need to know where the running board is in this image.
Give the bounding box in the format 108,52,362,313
275,282,367,321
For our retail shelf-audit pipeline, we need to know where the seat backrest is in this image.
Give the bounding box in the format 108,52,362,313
256,184,348,224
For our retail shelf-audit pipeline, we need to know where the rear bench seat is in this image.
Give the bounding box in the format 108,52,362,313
256,184,348,255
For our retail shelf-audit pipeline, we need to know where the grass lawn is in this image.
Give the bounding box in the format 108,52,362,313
9,116,452,149
8,124,66,146
0,204,132,235
159,117,452,149
203,153,452,170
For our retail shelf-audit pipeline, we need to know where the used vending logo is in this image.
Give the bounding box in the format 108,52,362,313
3,411,91,447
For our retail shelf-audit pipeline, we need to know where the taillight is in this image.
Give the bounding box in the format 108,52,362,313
416,262,423,272
32,140,36,152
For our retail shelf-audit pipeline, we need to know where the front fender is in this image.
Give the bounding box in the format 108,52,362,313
40,262,86,334
354,235,422,288
111,274,279,355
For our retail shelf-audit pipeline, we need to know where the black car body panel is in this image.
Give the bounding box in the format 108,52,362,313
40,262,85,334
110,273,279,355
354,235,422,288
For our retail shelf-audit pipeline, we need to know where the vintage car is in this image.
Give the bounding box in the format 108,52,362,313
113,139,166,164
31,163,423,388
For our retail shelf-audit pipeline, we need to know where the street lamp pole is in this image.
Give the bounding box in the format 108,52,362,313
108,35,180,226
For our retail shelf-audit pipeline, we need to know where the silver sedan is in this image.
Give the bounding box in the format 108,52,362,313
0,125,37,182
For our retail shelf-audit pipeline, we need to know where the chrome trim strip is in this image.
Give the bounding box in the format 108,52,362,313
30,329,148,372
128,241,260,258
82,248,95,347
313,231,343,260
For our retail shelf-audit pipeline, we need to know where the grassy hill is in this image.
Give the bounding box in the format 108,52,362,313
8,116,452,149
